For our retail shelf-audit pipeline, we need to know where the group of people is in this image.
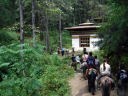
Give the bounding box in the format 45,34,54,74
71,48,128,95
57,47,69,56
71,48,100,74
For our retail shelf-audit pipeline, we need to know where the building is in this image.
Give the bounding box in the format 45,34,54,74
65,22,100,51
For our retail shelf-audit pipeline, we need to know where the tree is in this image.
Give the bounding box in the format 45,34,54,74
32,0,36,47
0,0,17,27
98,0,128,71
59,13,62,49
19,0,24,60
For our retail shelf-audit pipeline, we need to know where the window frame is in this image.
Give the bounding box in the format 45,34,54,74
79,36,90,47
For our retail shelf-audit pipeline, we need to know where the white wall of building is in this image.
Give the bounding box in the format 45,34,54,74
72,34,100,52
72,35,80,51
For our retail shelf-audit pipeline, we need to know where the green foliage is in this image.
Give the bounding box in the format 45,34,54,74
0,0,17,27
98,0,128,71
62,31,72,48
41,64,73,96
93,50,105,62
49,30,71,51
0,43,73,96
0,29,18,46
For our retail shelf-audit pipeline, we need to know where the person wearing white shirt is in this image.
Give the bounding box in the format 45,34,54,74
100,61,111,75
97,59,111,87
75,55,81,64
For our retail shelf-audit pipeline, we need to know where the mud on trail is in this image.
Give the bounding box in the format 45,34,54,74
69,72,117,96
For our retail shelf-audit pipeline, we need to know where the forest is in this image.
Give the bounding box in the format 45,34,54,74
0,0,128,96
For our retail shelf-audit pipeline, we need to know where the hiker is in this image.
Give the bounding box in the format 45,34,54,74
75,54,81,65
71,54,77,71
61,48,65,56
72,47,75,54
57,47,61,55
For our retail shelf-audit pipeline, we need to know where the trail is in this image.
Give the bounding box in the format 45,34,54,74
69,71,117,96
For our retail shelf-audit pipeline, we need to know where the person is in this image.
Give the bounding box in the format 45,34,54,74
100,58,111,76
81,50,88,79
83,48,87,54
72,47,75,54
82,51,88,62
86,52,95,68
61,48,65,56
97,58,114,89
117,64,128,85
57,47,61,55
94,56,100,73
116,64,128,96
75,54,81,64
71,54,77,71
65,49,69,56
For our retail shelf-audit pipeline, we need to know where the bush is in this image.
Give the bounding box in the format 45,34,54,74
0,43,73,96
0,29,18,46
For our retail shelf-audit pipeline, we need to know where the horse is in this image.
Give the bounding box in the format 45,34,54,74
117,79,127,96
86,68,97,95
100,75,114,96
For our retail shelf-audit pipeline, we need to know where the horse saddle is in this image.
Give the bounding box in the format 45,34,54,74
88,68,97,75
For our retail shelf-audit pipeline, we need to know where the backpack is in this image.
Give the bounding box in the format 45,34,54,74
119,70,128,81
87,56,95,66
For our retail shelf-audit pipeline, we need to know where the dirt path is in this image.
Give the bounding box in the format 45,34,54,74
69,71,117,96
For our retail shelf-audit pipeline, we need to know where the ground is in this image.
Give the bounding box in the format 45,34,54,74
69,71,117,96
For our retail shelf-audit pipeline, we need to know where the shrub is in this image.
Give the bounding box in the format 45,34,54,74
0,43,73,96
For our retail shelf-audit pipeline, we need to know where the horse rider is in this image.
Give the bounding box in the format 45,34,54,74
86,52,95,68
81,49,88,78
97,58,114,89
94,55,100,73
117,64,128,88
86,56,97,95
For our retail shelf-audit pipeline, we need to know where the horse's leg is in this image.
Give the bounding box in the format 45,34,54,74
101,82,110,96
88,76,91,92
122,84,126,96
101,85,104,96
91,80,95,95
88,80,91,92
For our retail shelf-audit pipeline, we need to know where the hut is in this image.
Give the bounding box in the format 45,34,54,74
65,22,100,51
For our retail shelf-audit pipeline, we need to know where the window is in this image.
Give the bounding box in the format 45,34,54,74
80,36,90,47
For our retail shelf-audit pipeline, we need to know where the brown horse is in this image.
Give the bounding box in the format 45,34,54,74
100,76,114,96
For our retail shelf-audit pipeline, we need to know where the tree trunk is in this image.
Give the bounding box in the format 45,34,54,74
19,0,24,60
45,12,50,52
59,13,62,49
32,0,36,47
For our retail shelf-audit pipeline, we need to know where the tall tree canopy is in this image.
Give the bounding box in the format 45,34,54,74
98,0,128,69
